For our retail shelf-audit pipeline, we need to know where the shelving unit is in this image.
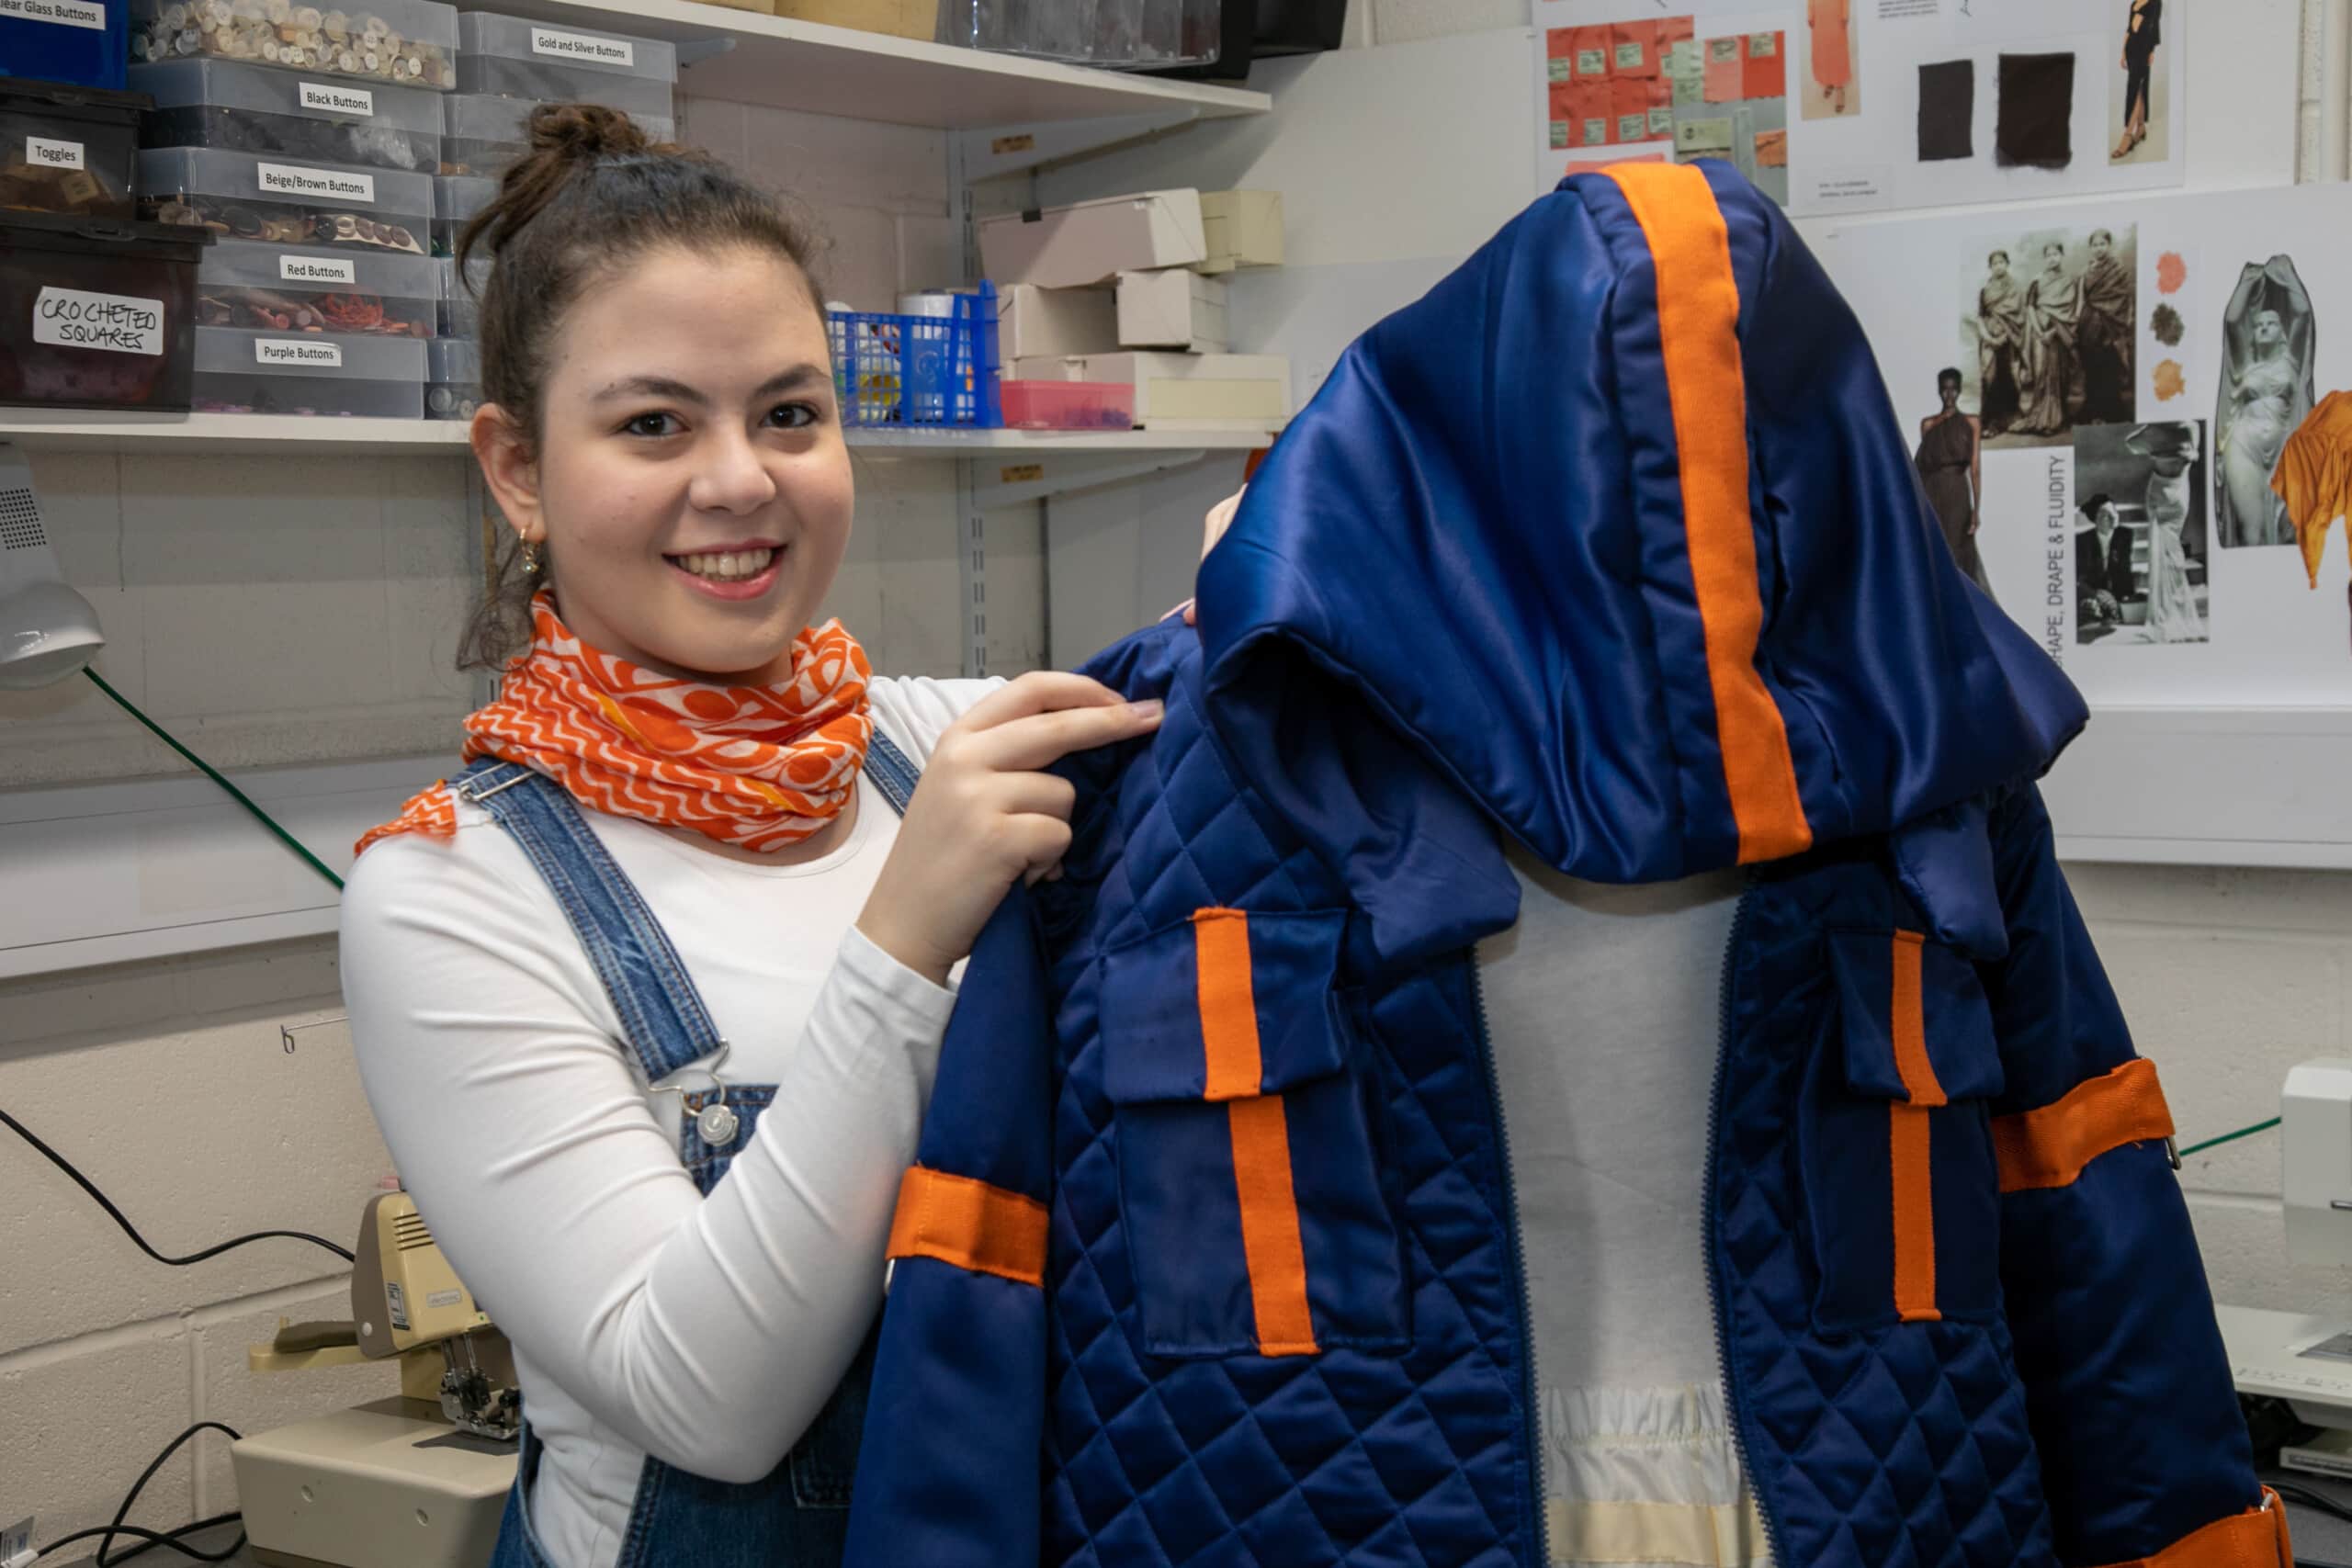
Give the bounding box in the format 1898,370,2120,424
450,0,1270,129
0,413,1279,457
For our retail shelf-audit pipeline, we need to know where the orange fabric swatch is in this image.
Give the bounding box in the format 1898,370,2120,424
1743,31,1787,99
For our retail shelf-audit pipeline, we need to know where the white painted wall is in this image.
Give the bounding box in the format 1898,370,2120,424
1,0,2346,1550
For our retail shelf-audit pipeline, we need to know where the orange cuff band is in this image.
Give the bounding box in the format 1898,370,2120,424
886,1167,1049,1288
1994,1058,2176,1194
2086,1487,2291,1568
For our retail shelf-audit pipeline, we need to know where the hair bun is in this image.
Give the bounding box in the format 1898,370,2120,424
526,101,650,163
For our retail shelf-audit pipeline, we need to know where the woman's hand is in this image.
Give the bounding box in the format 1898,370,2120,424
857,672,1162,986
1179,488,1247,626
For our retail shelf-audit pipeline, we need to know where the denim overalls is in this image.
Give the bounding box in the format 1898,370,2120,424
460,731,922,1568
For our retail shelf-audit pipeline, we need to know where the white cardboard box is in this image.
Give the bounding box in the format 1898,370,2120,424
1198,190,1283,274
1116,269,1229,352
978,189,1207,289
997,283,1121,359
1012,352,1288,426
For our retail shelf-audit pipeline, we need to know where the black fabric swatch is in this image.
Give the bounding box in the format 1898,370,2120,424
1917,59,1974,162
1996,51,2075,169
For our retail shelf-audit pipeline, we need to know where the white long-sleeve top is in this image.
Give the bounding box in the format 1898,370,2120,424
338,676,997,1568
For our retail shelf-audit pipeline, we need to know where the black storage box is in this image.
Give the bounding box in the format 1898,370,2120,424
0,210,209,410
0,79,149,220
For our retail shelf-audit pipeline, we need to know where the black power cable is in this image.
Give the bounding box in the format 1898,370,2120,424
32,1424,247,1565
0,1107,351,1267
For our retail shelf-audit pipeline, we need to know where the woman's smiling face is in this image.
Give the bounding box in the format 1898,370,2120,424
480,241,853,684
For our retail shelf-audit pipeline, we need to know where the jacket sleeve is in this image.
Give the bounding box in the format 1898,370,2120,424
1980,785,2287,1568
843,890,1055,1568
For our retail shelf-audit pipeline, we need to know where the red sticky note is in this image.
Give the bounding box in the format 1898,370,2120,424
1658,14,1695,48
1702,34,1744,102
1569,78,1612,146
1612,75,1657,142
1570,24,1611,78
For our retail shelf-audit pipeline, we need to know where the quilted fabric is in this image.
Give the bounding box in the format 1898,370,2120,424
1036,626,1538,1567
1718,870,2060,1568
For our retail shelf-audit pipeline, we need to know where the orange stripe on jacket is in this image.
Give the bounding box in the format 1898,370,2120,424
1888,931,1942,1324
1193,908,1318,1356
1994,1057,2176,1194
1600,163,1812,866
2086,1487,2292,1568
886,1168,1049,1288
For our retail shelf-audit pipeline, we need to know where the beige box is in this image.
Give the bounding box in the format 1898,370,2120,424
1116,268,1229,353
1197,189,1284,274
772,0,940,33
1012,352,1288,426
998,282,1121,359
978,189,1207,289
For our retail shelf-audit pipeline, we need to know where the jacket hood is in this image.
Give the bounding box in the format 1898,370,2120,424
1195,161,2085,958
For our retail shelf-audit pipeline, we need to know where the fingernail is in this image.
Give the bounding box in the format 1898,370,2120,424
1129,700,1164,722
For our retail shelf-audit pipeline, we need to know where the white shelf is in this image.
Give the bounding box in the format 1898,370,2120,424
0,412,1277,457
452,0,1270,127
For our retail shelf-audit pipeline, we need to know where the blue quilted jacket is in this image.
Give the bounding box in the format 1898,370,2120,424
842,163,2287,1568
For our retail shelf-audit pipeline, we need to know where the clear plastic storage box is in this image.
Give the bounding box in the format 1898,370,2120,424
133,57,443,174
128,0,458,89
197,236,435,334
430,171,491,253
140,145,429,255
425,333,477,418
1,0,131,91
1,210,209,410
1001,378,1134,429
193,321,424,413
434,252,485,335
0,80,146,220
454,13,677,118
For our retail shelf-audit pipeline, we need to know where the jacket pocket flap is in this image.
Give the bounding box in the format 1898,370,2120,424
1827,930,2004,1102
1100,908,1350,1104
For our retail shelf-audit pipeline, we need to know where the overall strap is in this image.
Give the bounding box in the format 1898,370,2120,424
454,730,922,1084
455,758,722,1085
865,728,921,818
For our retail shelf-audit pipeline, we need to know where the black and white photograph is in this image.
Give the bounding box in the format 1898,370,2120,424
2074,420,2211,646
1962,224,2138,450
2214,254,2316,548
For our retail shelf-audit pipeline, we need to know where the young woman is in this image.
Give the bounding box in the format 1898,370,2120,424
339,105,1167,1568
1915,367,1994,600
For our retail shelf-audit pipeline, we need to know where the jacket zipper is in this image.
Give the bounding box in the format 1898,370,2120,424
1705,885,1787,1568
1467,956,1548,1566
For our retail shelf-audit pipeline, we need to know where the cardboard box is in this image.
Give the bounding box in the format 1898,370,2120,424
998,282,1120,359
1197,189,1283,274
1116,269,1229,353
1012,352,1288,426
772,0,939,36
978,189,1207,289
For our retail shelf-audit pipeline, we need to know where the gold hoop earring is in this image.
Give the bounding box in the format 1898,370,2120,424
519,536,540,573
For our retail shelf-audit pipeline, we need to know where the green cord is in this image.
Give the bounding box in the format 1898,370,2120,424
82,667,345,892
2176,1117,2282,1160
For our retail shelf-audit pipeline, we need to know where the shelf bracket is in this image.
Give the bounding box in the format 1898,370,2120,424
974,447,1209,508
954,107,1205,180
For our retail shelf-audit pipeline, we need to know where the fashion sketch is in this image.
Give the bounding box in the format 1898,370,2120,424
1917,369,1996,601
1804,0,1854,119
1969,227,2137,449
2113,0,2162,161
2216,255,2315,548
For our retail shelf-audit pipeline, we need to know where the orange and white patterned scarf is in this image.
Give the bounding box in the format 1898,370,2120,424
357,592,873,857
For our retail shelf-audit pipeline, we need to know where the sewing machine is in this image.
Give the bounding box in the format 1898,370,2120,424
2219,1060,2352,1474
230,1192,518,1568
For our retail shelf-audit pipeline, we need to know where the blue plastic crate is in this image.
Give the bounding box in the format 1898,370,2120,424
828,280,1001,430
0,0,130,90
